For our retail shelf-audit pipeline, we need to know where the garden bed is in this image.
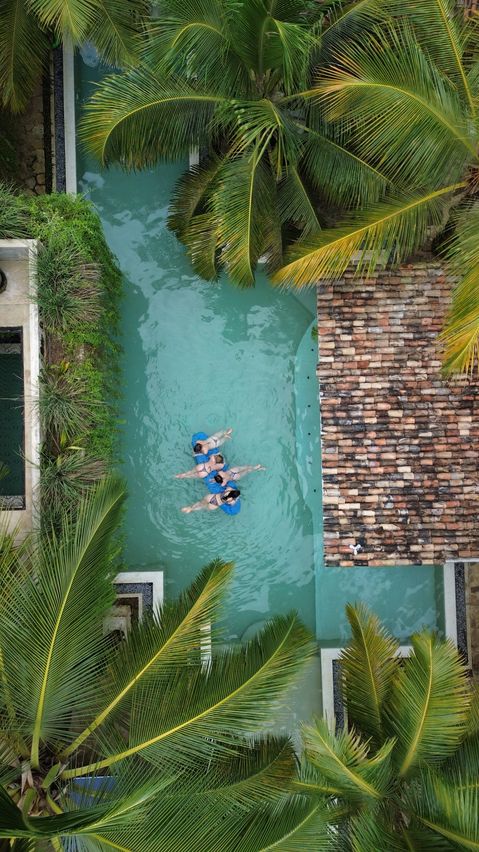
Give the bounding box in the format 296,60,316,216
1,185,122,527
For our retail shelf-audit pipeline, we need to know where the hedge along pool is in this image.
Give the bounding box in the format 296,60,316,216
75,55,445,669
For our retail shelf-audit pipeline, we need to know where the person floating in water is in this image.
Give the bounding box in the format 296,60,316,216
174,454,226,479
209,464,265,488
192,428,233,457
181,487,241,514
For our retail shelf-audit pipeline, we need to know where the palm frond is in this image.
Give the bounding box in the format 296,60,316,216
215,99,302,177
401,826,453,850
442,729,479,792
62,614,314,777
0,780,119,840
349,807,407,851
168,157,223,238
384,632,470,778
302,717,394,802
213,152,278,286
440,267,479,375
0,478,124,766
298,120,390,208
389,0,477,115
88,773,338,852
0,0,49,111
79,68,224,166
407,768,479,850
189,736,298,801
277,167,322,237
0,522,32,756
27,0,97,42
61,559,234,759
312,26,478,188
321,0,390,47
466,687,479,736
265,17,319,93
274,184,461,288
341,603,399,748
84,790,337,852
85,0,148,68
181,213,220,280
143,0,251,94
440,203,479,374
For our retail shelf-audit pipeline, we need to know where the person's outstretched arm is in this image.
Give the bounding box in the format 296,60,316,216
229,464,265,480
181,496,215,513
174,467,202,479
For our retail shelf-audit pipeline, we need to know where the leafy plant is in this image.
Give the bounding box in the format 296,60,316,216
36,236,102,335
39,363,101,448
0,0,150,112
39,447,106,527
23,190,123,509
0,478,324,849
0,182,29,238
80,0,388,289
81,0,479,372
298,603,479,850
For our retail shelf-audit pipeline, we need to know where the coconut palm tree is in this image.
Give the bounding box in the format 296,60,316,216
274,5,479,374
0,0,148,112
0,477,330,850
81,0,479,373
79,0,390,289
298,603,479,850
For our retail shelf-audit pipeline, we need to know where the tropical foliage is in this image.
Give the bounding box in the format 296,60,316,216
0,478,324,850
81,0,386,289
297,604,479,850
81,0,479,372
0,0,150,112
0,185,122,527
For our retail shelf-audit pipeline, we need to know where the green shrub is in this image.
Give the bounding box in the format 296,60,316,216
40,448,106,528
29,194,122,468
0,187,122,526
39,363,102,446
0,183,29,238
36,236,102,334
26,191,122,524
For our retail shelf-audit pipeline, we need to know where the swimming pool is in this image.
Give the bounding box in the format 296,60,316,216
75,55,445,660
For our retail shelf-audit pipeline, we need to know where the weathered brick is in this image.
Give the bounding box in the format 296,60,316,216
317,261,479,568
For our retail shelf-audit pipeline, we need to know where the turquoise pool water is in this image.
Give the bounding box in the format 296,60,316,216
76,55,445,650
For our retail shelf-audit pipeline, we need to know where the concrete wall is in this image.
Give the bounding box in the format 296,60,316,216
0,241,40,538
317,261,479,567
